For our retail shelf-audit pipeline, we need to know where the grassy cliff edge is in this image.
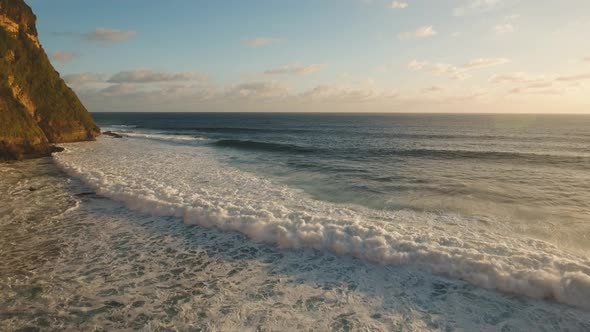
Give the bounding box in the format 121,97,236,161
0,0,99,160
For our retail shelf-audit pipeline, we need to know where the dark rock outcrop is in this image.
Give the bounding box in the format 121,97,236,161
0,0,99,161
103,131,124,138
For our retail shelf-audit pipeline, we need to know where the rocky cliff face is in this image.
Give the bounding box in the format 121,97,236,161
0,0,99,160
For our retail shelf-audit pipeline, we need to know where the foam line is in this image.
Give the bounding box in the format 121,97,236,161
110,131,207,143
54,138,590,310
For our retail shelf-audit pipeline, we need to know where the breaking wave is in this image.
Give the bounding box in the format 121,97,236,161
110,124,138,128
53,138,590,310
119,132,207,144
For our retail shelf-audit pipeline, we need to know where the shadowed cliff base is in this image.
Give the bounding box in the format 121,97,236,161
0,0,99,161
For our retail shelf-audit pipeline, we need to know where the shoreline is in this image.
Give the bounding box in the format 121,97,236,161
55,136,590,311
2,146,590,330
0,159,590,331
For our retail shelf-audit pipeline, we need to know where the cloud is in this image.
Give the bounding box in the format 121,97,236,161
491,71,590,95
264,63,325,76
410,61,472,80
398,26,437,40
84,28,136,43
64,70,209,86
107,70,208,83
225,81,290,99
79,81,289,104
583,57,590,63
508,82,563,95
390,1,408,9
244,37,279,47
422,86,444,93
51,51,78,63
301,85,373,101
555,73,590,82
461,58,510,69
489,72,542,84
63,73,102,85
83,79,398,106
298,81,398,103
408,58,510,79
100,84,137,96
493,23,516,34
453,0,508,16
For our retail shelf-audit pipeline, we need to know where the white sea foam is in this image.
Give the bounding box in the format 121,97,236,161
102,129,207,144
123,132,205,142
111,124,138,128
53,137,590,310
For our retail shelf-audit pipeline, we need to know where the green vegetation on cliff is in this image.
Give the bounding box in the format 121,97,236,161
0,0,99,160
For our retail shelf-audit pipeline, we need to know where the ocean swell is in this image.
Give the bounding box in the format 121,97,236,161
370,148,590,168
212,139,316,154
208,138,589,168
53,138,590,310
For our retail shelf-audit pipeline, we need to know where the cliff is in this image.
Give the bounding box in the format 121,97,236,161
0,0,99,160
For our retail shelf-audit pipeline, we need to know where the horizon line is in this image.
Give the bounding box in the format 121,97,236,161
89,111,590,115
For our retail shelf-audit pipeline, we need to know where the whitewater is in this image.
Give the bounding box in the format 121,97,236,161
53,135,590,311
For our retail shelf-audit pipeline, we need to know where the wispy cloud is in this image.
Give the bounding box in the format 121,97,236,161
453,0,511,16
489,72,544,84
491,71,590,95
422,86,444,93
107,70,208,84
70,77,517,113
83,28,136,43
225,81,289,99
299,83,398,103
390,1,408,9
100,84,137,96
264,63,325,76
398,26,437,40
409,58,510,79
461,58,511,69
582,56,590,63
507,81,563,95
555,73,590,82
493,23,516,34
63,73,102,85
244,37,280,47
50,51,78,63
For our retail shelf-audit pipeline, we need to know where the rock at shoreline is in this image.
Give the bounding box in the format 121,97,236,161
0,141,66,160
103,131,124,138
0,0,100,161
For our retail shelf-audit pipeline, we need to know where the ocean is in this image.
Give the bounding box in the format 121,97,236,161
94,113,590,253
2,113,590,330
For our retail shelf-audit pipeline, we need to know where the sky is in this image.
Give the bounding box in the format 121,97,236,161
27,0,590,113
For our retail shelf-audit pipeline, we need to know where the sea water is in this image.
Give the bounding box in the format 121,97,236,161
2,113,590,330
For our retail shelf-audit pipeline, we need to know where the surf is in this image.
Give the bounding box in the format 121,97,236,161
53,137,590,311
